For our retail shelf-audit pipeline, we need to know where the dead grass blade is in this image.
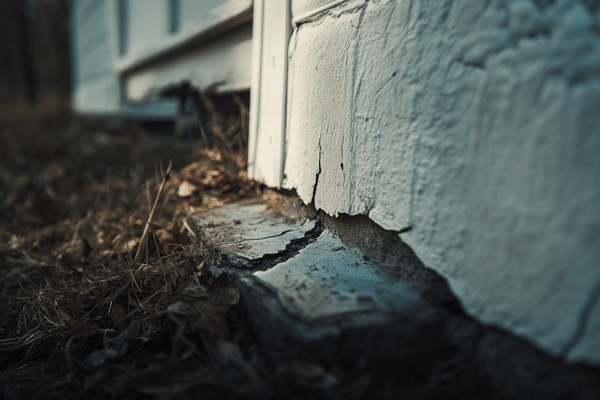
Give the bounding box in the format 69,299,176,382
134,160,173,263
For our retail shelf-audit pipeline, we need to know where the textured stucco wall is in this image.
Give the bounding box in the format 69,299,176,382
291,0,338,18
283,0,600,365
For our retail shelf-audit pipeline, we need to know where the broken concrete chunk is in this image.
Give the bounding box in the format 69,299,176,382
251,230,422,318
238,231,443,364
189,203,317,272
190,203,442,364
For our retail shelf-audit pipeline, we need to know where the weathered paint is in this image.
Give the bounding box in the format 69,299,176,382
124,24,252,102
115,0,252,73
71,0,178,116
248,0,291,187
71,0,251,115
283,0,600,365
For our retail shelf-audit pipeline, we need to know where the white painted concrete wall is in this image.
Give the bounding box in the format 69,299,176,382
283,0,600,366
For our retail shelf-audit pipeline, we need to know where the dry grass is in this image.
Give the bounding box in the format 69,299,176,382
0,96,270,398
0,91,71,129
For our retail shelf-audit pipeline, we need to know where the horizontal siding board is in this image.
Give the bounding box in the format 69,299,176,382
74,75,178,117
79,31,109,56
79,40,112,81
79,0,104,24
116,0,251,73
127,0,164,57
179,0,223,29
124,24,252,101
72,0,115,86
74,0,96,20
73,74,117,113
77,0,108,50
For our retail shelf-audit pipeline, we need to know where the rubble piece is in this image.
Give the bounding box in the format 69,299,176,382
189,203,317,274
238,230,443,364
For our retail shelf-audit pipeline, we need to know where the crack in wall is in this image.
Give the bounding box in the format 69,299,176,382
311,135,322,206
215,228,301,244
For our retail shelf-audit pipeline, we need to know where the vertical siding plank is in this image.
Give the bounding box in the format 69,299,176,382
248,0,292,187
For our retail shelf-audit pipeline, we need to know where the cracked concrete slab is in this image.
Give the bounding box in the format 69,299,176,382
188,202,317,276
238,230,443,363
187,199,600,396
188,200,442,364
247,230,422,319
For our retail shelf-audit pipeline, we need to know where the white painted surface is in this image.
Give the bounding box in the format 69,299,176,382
248,0,291,187
115,0,253,74
126,0,167,57
180,0,225,30
71,0,119,113
124,24,253,101
71,0,178,117
291,0,338,19
291,0,348,26
71,0,251,115
282,0,600,365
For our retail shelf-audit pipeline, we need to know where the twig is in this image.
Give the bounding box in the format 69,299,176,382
134,160,173,263
182,219,198,241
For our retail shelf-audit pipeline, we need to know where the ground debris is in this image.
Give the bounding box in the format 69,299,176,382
0,118,265,399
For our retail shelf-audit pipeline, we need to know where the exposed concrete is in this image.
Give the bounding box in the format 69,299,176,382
250,230,423,318
188,202,316,275
238,230,443,364
320,212,461,310
282,0,600,365
188,197,600,398
187,195,444,364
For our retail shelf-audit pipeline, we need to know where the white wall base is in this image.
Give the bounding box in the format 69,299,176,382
283,0,600,366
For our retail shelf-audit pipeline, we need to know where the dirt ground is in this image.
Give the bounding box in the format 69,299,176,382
2,96,600,399
0,97,273,399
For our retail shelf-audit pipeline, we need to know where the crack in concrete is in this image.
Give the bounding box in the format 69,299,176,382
202,220,323,281
217,229,300,244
